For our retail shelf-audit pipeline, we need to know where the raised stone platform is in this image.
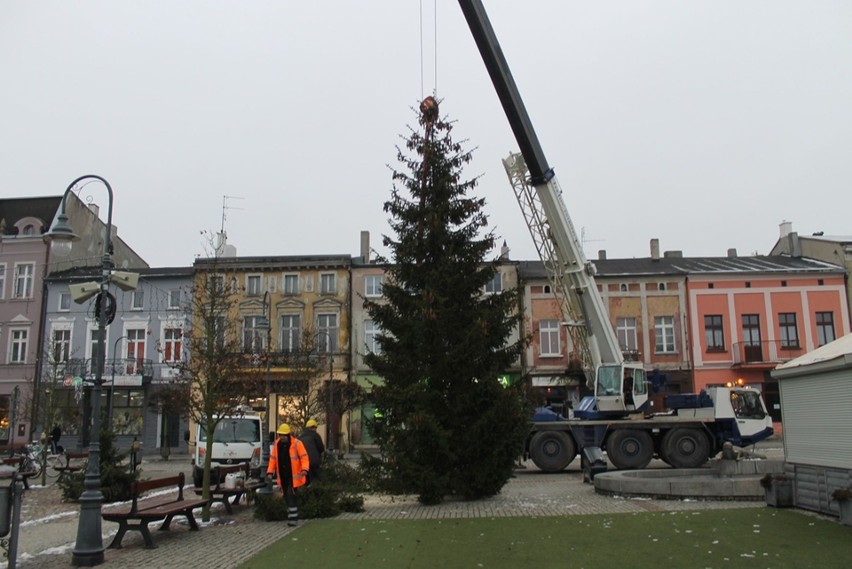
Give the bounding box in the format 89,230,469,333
594,459,785,500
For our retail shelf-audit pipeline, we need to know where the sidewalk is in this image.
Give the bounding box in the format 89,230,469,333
7,453,777,569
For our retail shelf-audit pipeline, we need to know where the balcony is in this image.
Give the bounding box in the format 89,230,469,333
731,340,805,368
59,358,155,385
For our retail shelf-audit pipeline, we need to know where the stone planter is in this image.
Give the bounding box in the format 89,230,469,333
763,477,794,508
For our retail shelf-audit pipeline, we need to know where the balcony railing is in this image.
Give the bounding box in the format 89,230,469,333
731,340,805,366
59,358,155,383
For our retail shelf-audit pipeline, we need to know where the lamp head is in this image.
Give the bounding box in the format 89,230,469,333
44,211,80,257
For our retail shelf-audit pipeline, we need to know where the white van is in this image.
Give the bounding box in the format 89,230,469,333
192,413,263,487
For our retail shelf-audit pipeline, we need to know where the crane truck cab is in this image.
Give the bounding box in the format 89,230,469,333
192,412,263,488
595,363,648,414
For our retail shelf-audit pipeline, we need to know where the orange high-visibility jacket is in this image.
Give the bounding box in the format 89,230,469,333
267,436,310,489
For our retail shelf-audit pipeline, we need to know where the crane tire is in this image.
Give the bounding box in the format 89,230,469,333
661,428,710,469
529,431,576,472
606,429,653,470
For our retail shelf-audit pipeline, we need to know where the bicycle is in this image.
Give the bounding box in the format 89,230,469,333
16,442,65,480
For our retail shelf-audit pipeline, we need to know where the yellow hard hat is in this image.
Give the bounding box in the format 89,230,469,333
306,419,318,428
277,424,291,435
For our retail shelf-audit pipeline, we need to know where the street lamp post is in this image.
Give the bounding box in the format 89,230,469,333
316,330,335,452
107,335,129,426
256,292,274,495
45,175,119,567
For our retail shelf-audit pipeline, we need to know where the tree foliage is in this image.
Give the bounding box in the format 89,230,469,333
364,99,531,504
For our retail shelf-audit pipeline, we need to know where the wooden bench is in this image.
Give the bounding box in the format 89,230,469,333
193,463,264,514
102,472,210,549
52,451,89,480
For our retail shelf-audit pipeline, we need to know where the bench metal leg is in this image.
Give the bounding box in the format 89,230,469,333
107,521,132,549
139,521,157,549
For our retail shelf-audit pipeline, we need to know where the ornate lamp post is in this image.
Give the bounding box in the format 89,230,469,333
45,175,135,567
255,292,274,495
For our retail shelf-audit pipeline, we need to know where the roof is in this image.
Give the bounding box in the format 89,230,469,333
0,196,61,235
46,266,194,282
193,254,351,270
517,255,844,279
772,333,852,377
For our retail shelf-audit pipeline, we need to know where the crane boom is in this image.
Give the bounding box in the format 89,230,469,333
458,0,647,414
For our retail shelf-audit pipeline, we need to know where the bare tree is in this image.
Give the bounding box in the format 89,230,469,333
171,245,265,521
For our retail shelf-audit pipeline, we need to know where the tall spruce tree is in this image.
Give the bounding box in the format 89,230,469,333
365,98,530,504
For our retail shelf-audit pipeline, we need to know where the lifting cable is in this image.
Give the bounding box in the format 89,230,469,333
419,0,438,100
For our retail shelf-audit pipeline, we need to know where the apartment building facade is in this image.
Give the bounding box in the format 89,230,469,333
192,254,352,452
0,195,146,449
41,266,193,453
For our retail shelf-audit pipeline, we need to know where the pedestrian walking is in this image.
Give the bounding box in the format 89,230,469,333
298,418,325,484
267,423,310,526
50,424,62,454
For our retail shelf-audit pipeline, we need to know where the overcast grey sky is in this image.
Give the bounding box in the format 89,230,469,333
2,1,850,267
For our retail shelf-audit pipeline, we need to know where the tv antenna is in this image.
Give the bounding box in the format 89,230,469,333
221,195,245,234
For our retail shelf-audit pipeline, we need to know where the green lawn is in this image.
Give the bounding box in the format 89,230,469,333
240,508,851,569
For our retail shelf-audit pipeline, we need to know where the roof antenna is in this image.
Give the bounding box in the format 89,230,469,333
220,194,245,234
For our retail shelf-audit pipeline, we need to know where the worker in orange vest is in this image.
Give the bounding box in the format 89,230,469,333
267,423,310,526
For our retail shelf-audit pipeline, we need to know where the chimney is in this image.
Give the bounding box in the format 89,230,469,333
788,231,801,258
598,250,607,261
500,240,510,260
779,220,793,238
663,250,683,258
88,203,100,219
727,248,738,258
360,230,370,263
650,238,660,260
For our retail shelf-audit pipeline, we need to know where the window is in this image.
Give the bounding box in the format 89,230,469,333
730,390,766,420
619,284,628,292
52,328,71,362
539,319,561,357
280,314,301,352
364,319,381,355
13,263,34,298
162,328,182,362
59,292,71,311
741,314,762,362
209,275,225,294
126,328,146,374
131,290,144,310
658,282,667,291
283,274,299,295
211,316,226,349
704,315,725,351
243,316,267,352
654,316,676,353
109,390,145,436
365,275,383,297
10,329,28,363
168,289,181,309
246,275,262,296
88,328,100,366
615,317,637,352
320,273,336,295
816,311,836,346
484,272,502,294
778,313,799,349
0,264,5,299
317,313,339,353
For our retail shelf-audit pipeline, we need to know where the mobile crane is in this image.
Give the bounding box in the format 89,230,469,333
458,0,773,478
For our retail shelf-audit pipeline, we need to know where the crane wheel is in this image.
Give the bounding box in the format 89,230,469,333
529,431,576,472
661,428,710,469
606,429,653,470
